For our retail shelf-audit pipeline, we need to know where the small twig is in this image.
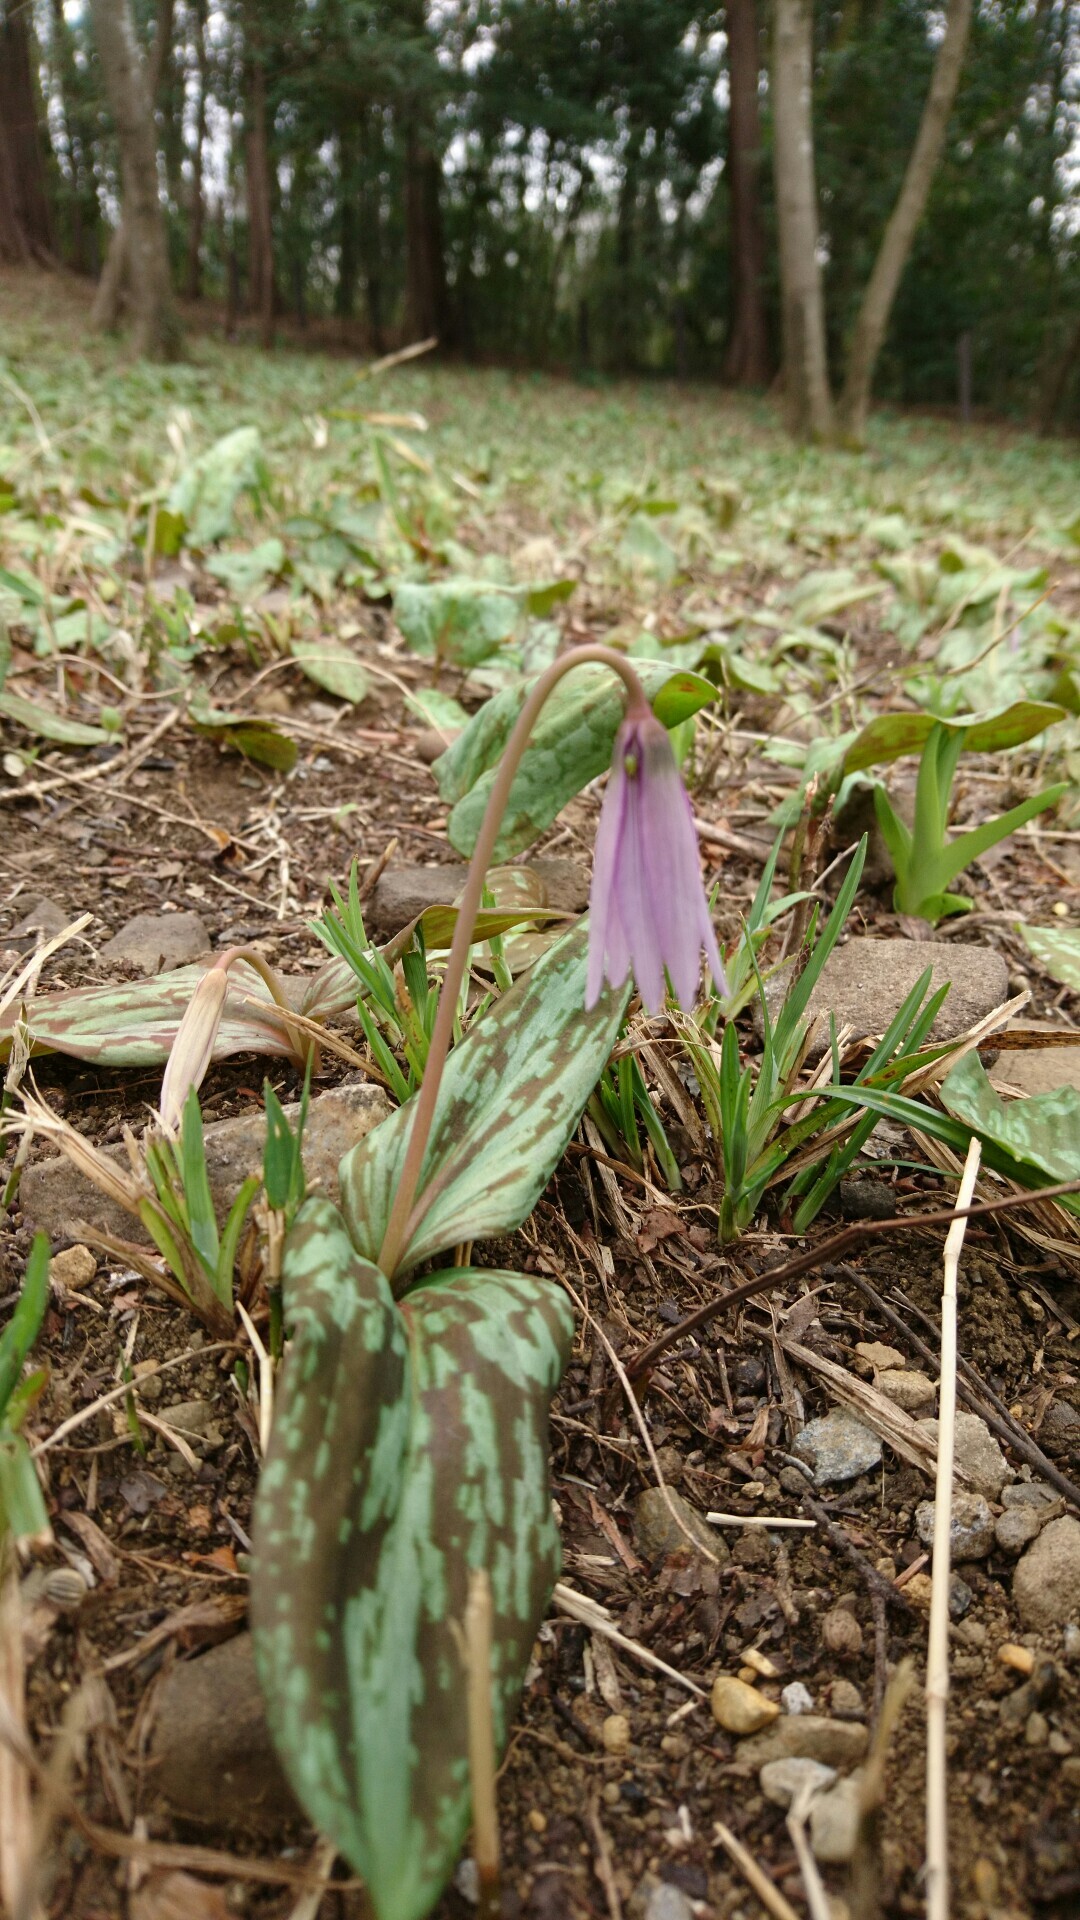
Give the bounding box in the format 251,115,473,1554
851,1658,916,1920
32,1345,232,1457
785,1780,832,1920
284,1837,338,1920
712,1822,801,1920
706,1512,815,1530
798,1492,918,1620
551,1585,707,1699
926,1136,981,1920
236,1300,273,1457
587,1799,623,1920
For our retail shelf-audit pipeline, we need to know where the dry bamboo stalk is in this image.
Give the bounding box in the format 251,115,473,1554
925,1134,982,1920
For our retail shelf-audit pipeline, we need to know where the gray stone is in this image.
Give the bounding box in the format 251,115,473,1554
1001,1482,1062,1513
995,1507,1047,1556
7,897,71,948
876,1368,936,1412
759,938,1008,1066
918,1412,1009,1500
809,1774,863,1865
1014,1518,1080,1632
780,1682,814,1716
915,1493,995,1561
735,1715,869,1771
828,1679,865,1719
759,1758,837,1810
100,911,211,975
150,1633,299,1831
20,1080,390,1243
644,1884,695,1920
1039,1402,1080,1457
793,1408,882,1486
633,1488,729,1565
368,860,588,941
1063,1624,1080,1664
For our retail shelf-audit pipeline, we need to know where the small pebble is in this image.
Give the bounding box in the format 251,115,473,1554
998,1643,1036,1677
915,1494,995,1561
971,1860,1000,1905
660,1734,689,1761
710,1675,780,1736
794,1408,882,1486
995,1508,1045,1555
1048,1730,1073,1756
1063,1623,1080,1663
829,1679,865,1719
854,1341,904,1373
821,1607,863,1656
602,1714,631,1756
49,1245,97,1291
876,1368,936,1412
527,1809,547,1834
808,1774,862,1864
741,1647,779,1679
956,1619,987,1649
602,1782,621,1807
903,1573,934,1610
644,1884,695,1920
1025,1710,1049,1747
1061,1756,1080,1786
759,1757,837,1809
949,1574,974,1620
780,1682,814,1716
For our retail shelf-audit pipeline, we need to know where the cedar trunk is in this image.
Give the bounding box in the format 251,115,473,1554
245,24,275,351
404,129,448,344
771,0,833,439
185,0,209,299
0,0,55,265
723,0,769,386
838,0,974,443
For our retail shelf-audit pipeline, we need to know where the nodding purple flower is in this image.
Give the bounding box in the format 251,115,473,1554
586,701,727,1014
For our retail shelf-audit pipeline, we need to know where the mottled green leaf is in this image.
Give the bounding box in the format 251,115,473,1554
191,706,298,771
251,1201,571,1920
290,636,370,705
0,964,313,1067
940,1050,1080,1187
340,921,629,1280
1018,924,1080,992
0,690,113,746
394,579,519,666
166,425,267,546
435,659,716,861
206,537,285,598
843,700,1065,775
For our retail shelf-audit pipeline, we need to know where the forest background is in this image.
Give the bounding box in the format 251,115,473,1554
0,0,1078,436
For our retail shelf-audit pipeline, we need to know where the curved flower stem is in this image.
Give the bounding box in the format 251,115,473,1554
376,643,650,1280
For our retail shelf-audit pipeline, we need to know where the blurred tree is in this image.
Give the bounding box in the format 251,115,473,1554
88,0,180,357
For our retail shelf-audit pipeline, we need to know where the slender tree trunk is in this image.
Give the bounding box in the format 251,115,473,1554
92,0,175,336
243,9,275,351
404,126,448,343
772,0,833,439
185,0,208,298
837,0,973,443
1037,314,1080,436
724,0,770,386
88,0,179,358
0,0,55,265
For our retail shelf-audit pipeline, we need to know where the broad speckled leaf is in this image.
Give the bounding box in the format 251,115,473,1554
339,920,629,1280
290,636,371,705
1018,924,1080,993
251,1200,572,1920
166,425,267,546
940,1050,1080,1190
394,579,520,667
0,690,114,747
0,965,310,1067
842,700,1065,776
434,659,716,861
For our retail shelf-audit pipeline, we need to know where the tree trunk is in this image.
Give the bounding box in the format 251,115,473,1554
723,0,770,386
88,0,179,358
837,0,973,443
1037,314,1080,436
244,13,275,351
185,0,208,299
0,0,55,265
771,0,833,440
404,128,448,344
91,0,176,339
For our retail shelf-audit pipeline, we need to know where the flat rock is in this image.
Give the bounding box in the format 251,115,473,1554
759,1757,837,1809
992,1023,1080,1099
150,1633,299,1831
915,1493,995,1561
633,1488,729,1565
918,1411,1008,1499
7,896,71,948
368,859,588,940
20,1080,390,1243
1013,1517,1080,1632
793,1407,882,1485
735,1715,869,1770
760,937,1008,1064
996,1504,1061,1555
643,1884,695,1920
100,912,212,975
809,1774,863,1864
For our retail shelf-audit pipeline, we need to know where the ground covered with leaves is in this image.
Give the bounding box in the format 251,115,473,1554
2,269,1080,1920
